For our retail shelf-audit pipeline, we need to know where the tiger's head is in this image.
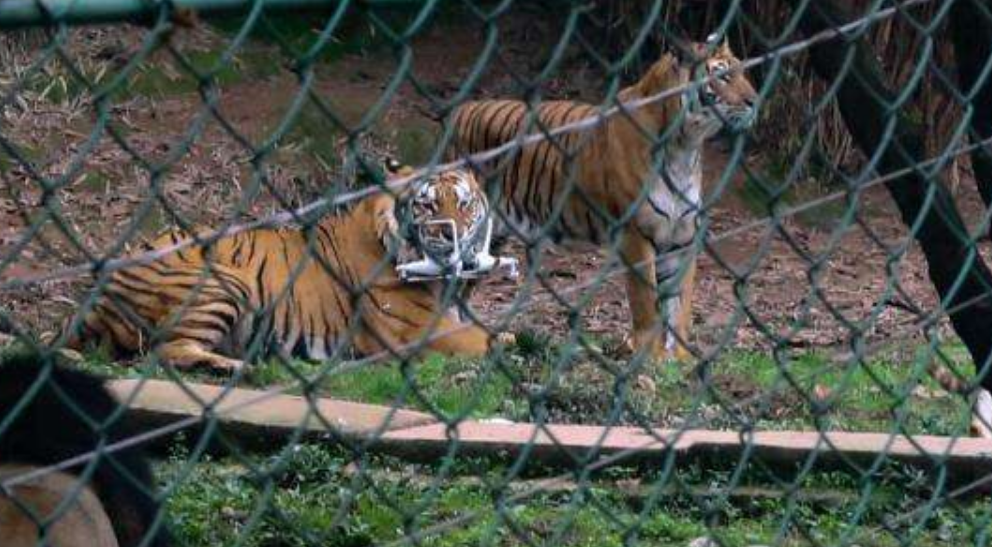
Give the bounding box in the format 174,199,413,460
385,161,514,281
680,35,757,138
404,168,488,260
624,35,757,143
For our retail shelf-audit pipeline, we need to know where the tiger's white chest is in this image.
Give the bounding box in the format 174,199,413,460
637,143,702,249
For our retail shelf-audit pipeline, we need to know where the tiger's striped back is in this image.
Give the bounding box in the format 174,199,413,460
451,99,613,246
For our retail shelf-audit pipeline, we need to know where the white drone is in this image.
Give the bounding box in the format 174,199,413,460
394,170,518,283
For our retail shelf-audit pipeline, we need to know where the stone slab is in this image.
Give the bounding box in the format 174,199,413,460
378,422,992,480
106,380,992,484
108,379,437,440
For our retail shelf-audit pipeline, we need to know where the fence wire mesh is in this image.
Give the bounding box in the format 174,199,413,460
3,0,992,546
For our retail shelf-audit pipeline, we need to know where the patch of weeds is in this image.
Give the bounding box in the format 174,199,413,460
157,442,988,547
120,50,238,98
210,6,434,64
24,64,92,104
0,140,43,173
135,206,169,237
95,45,281,101
317,352,517,421
74,348,187,382
513,328,556,361
60,330,974,436
242,358,318,389
706,347,972,435
72,347,122,378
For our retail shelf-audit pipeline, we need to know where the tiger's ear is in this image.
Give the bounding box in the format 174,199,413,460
384,159,420,201
719,37,734,57
385,157,415,177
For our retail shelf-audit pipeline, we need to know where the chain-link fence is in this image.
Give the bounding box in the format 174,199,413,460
3,0,992,545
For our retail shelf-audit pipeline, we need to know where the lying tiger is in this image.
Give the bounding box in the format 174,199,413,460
448,37,757,361
62,165,506,372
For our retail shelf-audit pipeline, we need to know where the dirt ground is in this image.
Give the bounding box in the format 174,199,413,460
1,12,989,364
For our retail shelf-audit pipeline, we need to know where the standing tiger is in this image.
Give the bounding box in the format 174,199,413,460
447,38,757,361
62,166,505,372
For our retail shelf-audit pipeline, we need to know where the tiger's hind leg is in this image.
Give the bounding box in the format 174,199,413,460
61,299,144,359
383,299,496,359
149,280,250,373
662,252,696,362
620,230,667,361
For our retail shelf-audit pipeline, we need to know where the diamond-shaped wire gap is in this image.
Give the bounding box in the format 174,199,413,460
360,354,528,528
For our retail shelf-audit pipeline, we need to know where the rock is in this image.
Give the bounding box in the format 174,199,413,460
635,374,657,394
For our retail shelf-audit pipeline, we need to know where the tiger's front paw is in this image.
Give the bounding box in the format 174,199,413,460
970,389,992,438
624,332,668,363
670,343,693,362
624,332,690,363
214,357,247,373
490,331,517,348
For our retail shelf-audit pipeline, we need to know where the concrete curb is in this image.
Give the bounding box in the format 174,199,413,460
108,380,992,484
108,379,437,444
379,423,992,481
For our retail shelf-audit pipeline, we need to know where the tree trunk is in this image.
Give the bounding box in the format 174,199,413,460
791,0,992,390
950,0,992,227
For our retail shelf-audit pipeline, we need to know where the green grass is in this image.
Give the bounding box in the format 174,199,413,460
116,46,287,100
247,352,519,421
72,334,974,436
157,441,991,547
10,335,986,545
275,99,353,173
305,337,972,436
393,121,439,166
